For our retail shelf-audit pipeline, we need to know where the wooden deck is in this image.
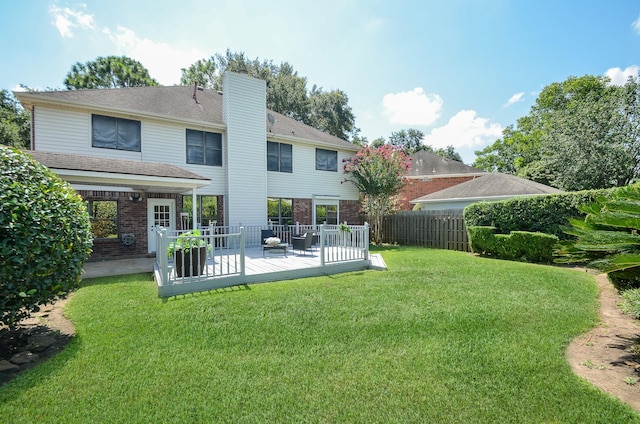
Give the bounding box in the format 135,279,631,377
155,246,387,297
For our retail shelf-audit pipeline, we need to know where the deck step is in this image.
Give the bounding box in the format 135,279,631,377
368,253,388,271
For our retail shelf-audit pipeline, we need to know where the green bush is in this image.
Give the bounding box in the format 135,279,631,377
0,147,93,329
466,226,496,255
620,288,640,319
509,231,559,263
467,226,558,263
463,189,613,240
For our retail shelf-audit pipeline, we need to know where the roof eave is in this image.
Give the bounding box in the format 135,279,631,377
410,193,551,204
14,92,227,132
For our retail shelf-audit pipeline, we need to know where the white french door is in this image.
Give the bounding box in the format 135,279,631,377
147,199,175,253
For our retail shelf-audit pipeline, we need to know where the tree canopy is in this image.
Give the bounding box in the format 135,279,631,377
370,128,463,161
0,90,30,149
64,56,159,89
474,74,640,191
181,50,356,140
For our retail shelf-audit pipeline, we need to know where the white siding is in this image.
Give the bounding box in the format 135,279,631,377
34,106,144,160
142,122,226,195
266,142,359,200
33,107,91,154
223,72,267,226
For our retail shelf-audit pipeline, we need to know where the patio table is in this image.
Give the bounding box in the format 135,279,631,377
262,243,288,258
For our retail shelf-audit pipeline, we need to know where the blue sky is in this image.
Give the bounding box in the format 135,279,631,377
2,1,639,164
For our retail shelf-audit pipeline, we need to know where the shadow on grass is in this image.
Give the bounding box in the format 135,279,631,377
161,283,252,303
0,333,82,400
369,244,402,253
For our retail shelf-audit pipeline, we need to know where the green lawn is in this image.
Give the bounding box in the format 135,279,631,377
1,247,639,423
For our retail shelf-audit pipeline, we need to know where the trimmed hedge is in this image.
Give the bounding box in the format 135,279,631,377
467,226,558,263
463,189,613,240
0,147,93,329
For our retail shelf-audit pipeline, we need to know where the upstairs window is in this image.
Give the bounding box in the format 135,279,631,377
316,148,337,171
186,129,222,166
267,141,292,173
92,115,141,152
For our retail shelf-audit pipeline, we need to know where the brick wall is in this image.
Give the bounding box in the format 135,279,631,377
291,198,363,225
78,190,179,261
293,198,312,224
339,199,363,224
397,176,477,210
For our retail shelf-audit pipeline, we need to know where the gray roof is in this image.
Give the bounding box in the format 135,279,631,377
16,85,357,151
407,150,485,177
24,149,209,181
411,172,562,202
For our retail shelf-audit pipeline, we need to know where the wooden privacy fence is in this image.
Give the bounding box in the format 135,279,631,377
382,210,470,252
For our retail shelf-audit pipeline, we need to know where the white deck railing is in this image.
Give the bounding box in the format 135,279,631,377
154,223,370,288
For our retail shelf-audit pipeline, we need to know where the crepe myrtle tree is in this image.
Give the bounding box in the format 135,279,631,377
0,147,93,329
342,144,411,243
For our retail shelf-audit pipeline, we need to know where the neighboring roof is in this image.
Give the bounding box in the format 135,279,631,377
25,150,209,180
15,85,358,152
407,150,486,177
410,172,562,203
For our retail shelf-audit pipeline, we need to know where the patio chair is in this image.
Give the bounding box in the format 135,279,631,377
261,229,273,244
292,231,314,255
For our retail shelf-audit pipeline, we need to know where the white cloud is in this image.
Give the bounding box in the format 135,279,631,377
504,91,524,107
103,26,207,85
633,15,640,34
423,110,503,150
382,87,443,126
605,66,640,85
49,5,94,38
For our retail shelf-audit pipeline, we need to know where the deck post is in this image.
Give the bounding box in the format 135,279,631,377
158,228,169,285
364,222,370,261
320,224,326,267
208,222,214,261
240,226,246,277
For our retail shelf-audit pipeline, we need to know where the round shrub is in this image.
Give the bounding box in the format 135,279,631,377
0,147,93,329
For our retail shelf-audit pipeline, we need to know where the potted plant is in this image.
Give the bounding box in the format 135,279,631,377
167,229,211,277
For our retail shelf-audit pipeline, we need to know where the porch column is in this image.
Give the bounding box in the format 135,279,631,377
192,189,197,231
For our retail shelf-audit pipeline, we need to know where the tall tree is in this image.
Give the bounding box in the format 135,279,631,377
307,86,355,141
64,56,159,89
180,50,356,140
432,145,463,162
179,58,218,89
342,145,411,243
388,129,425,154
474,74,640,190
0,90,30,149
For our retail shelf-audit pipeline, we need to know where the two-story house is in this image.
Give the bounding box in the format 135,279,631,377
15,72,361,260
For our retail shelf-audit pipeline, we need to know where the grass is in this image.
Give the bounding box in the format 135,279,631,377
1,247,639,423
